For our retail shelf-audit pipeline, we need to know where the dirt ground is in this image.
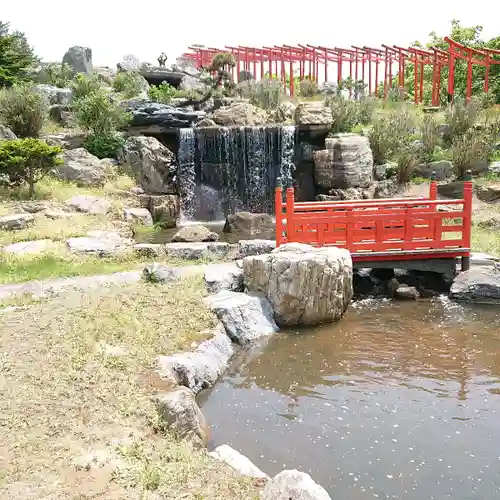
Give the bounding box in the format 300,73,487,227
0,277,258,500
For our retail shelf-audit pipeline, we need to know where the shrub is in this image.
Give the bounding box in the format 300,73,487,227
0,21,38,87
84,132,125,159
245,78,284,110
299,79,318,98
113,71,144,98
0,84,47,137
327,95,376,134
443,97,480,145
420,114,441,162
450,128,490,179
395,143,423,185
148,82,176,104
369,108,415,164
70,73,102,100
37,63,73,88
74,90,130,136
0,138,62,198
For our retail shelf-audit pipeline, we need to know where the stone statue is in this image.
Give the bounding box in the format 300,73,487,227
158,52,168,67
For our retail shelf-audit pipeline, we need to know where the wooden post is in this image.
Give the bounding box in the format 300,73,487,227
275,179,284,247
461,170,473,271
285,187,295,244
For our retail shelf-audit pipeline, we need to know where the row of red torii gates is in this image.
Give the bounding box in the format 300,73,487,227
179,38,500,105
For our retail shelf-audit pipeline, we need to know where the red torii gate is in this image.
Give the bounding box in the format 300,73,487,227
180,38,500,104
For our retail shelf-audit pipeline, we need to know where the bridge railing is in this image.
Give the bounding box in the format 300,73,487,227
275,174,473,268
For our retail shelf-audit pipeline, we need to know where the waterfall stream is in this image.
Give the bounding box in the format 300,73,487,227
177,125,296,221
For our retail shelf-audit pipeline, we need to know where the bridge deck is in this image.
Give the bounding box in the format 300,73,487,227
275,177,473,270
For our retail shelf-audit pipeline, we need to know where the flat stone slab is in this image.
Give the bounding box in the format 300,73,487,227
0,213,35,230
209,445,269,479
164,242,234,260
67,237,121,256
65,195,111,215
204,262,243,294
450,266,500,304
237,239,276,258
2,239,58,256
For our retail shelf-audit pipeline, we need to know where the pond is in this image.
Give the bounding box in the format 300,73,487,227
199,297,500,499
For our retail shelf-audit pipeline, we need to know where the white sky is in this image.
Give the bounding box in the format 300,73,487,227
2,1,500,67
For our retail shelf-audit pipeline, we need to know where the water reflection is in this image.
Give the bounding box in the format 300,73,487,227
199,298,500,499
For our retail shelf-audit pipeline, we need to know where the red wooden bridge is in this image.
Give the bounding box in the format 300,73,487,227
275,176,473,272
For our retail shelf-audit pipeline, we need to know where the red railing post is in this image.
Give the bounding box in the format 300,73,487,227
429,171,437,200
461,170,473,271
285,187,295,244
275,180,284,247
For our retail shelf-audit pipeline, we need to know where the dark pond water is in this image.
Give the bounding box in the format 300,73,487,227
198,297,500,499
135,221,275,245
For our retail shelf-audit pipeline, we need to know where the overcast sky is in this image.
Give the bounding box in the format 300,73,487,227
2,1,500,67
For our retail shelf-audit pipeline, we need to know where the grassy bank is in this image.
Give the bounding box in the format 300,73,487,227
0,276,257,499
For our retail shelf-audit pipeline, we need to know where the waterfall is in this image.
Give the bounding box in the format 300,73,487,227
180,125,296,220
177,128,196,221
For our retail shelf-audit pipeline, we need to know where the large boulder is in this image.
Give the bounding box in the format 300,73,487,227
262,470,331,500
450,267,500,304
314,133,374,189
62,46,93,75
171,225,219,243
152,387,210,449
413,160,454,181
33,84,73,106
243,243,353,326
209,445,268,479
43,132,86,150
237,239,276,258
164,242,233,261
437,181,464,199
65,195,111,215
0,125,16,141
119,136,177,194
211,102,268,126
179,74,205,91
223,212,275,237
294,102,333,126
475,183,500,202
204,290,278,344
123,207,153,226
139,194,179,228
0,213,34,231
54,148,110,186
204,262,244,294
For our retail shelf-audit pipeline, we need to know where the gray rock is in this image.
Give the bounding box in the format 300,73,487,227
62,46,93,75
152,387,209,449
123,101,206,133
237,239,276,258
0,213,34,230
65,195,111,215
123,207,153,226
143,263,179,283
211,102,267,126
223,212,275,237
133,243,164,258
44,210,77,220
117,54,141,72
33,84,73,106
43,132,86,150
195,118,217,128
374,179,399,198
164,242,233,261
54,148,108,186
262,470,332,500
243,243,353,326
171,225,219,243
139,194,179,228
437,181,463,199
179,74,205,91
294,102,333,126
157,324,234,393
395,285,419,300
18,201,50,213
2,239,55,256
314,133,374,189
67,231,131,257
0,125,16,141
204,262,244,294
413,160,454,181
374,162,395,181
118,136,177,194
450,267,500,304
204,290,278,344
475,183,500,202
208,445,268,479
489,161,500,175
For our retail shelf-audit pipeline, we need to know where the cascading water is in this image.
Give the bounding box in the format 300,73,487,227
177,125,296,221
177,128,196,221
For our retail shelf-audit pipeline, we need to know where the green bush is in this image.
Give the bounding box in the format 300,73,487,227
451,128,489,179
113,71,144,98
395,143,423,184
37,63,73,88
420,114,441,162
84,132,125,159
0,21,38,87
299,79,318,98
443,97,480,145
246,78,284,110
148,82,176,104
327,95,376,134
0,138,62,198
74,90,130,136
368,108,415,165
0,84,47,137
70,73,102,100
